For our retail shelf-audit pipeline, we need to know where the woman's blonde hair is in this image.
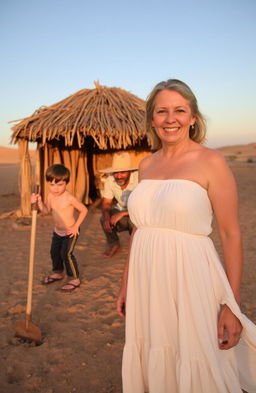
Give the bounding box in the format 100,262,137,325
146,79,207,149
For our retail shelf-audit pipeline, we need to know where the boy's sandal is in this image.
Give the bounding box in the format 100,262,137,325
42,276,63,285
60,282,80,292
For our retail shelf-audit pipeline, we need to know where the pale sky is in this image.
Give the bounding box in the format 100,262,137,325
1,0,255,148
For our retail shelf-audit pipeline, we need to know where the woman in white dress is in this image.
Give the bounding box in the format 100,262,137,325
117,79,256,393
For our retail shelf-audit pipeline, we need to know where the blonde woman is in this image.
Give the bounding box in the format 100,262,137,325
118,79,256,393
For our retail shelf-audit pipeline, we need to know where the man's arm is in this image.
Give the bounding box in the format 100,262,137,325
109,210,129,226
101,198,113,232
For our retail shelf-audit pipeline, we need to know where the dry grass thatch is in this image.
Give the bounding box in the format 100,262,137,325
10,82,148,150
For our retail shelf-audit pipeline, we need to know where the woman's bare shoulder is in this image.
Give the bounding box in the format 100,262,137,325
199,146,227,167
139,152,158,170
138,152,158,180
200,146,235,190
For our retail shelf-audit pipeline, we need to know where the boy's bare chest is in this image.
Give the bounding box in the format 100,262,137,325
51,198,72,214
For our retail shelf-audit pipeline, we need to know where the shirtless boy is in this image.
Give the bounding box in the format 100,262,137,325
31,164,88,291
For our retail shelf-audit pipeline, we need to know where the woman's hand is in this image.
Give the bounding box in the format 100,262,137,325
117,286,126,318
117,226,136,319
218,304,242,350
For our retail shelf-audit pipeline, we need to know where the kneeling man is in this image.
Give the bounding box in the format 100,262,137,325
99,152,138,257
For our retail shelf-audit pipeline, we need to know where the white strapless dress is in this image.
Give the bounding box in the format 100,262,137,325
122,179,256,393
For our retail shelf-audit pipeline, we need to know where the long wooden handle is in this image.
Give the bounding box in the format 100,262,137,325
31,184,40,211
26,198,38,323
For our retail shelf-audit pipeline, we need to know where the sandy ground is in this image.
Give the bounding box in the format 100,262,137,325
218,142,256,162
0,144,255,393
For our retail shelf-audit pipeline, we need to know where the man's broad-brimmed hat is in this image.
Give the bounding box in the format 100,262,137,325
98,152,138,173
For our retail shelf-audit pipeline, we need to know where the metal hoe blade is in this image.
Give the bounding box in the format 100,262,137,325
15,318,42,345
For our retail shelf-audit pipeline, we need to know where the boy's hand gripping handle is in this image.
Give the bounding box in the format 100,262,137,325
31,185,40,211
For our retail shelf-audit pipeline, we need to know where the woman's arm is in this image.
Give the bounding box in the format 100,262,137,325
117,161,146,317
207,151,243,303
207,150,243,349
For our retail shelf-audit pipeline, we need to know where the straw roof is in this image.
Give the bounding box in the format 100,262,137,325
11,82,149,150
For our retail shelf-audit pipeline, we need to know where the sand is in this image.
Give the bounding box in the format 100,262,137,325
218,142,256,162
0,144,255,393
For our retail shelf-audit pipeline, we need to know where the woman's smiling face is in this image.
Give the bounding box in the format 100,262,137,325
152,89,196,146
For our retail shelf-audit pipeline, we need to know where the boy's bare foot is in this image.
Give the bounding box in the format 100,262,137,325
103,244,120,258
61,279,80,292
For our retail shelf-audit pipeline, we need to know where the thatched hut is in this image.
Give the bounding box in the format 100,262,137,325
11,82,152,215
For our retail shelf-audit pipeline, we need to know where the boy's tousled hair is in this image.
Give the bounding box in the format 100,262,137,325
46,164,70,184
